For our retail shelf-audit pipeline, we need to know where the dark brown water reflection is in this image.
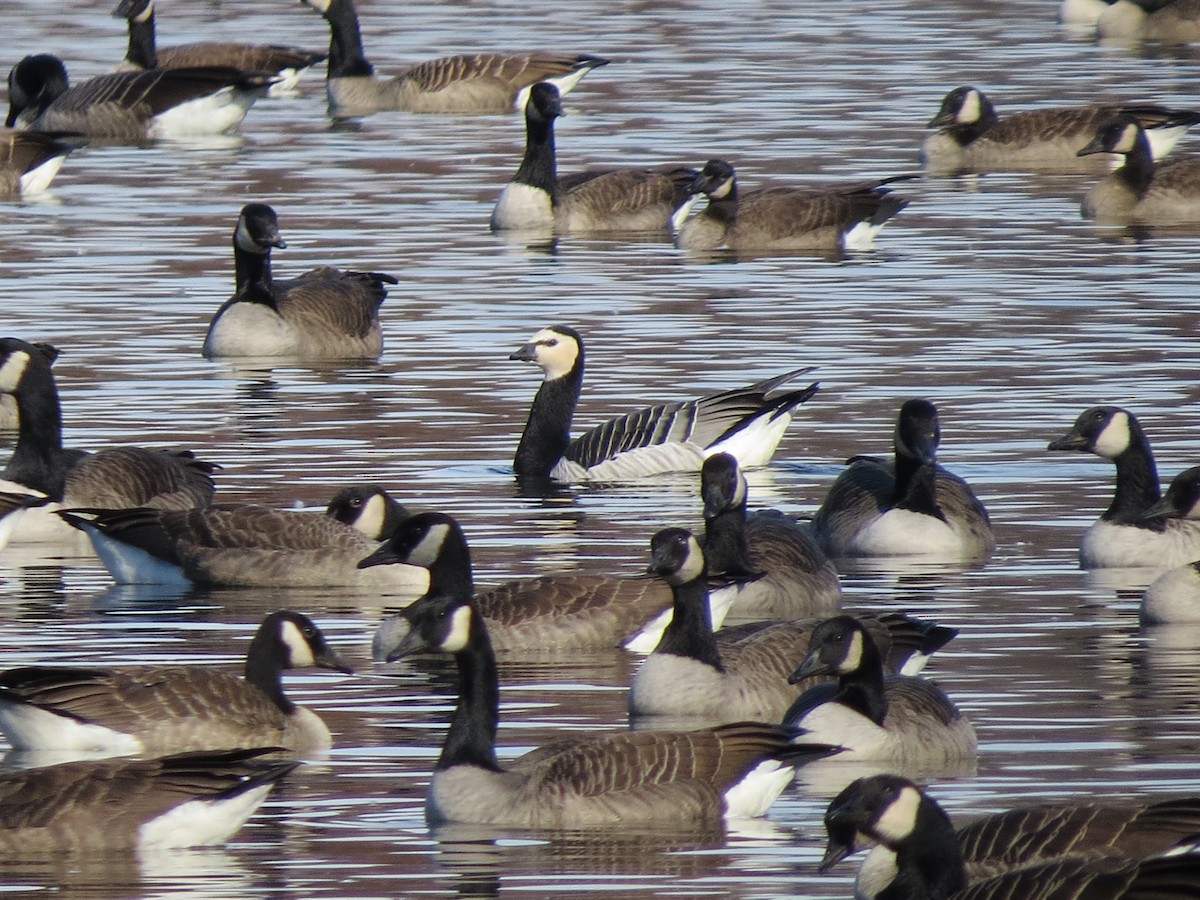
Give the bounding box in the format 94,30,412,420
3,0,1200,896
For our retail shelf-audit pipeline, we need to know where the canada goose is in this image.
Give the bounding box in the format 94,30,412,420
629,528,958,723
922,86,1200,174
1136,466,1200,624
820,774,1200,899
57,490,428,591
202,203,396,359
510,325,818,482
672,159,911,254
1099,0,1200,43
0,610,352,756
5,54,273,141
0,337,217,543
0,128,74,195
1077,116,1200,224
811,399,995,560
0,491,49,551
784,615,976,765
375,537,841,827
324,483,409,541
1048,405,1200,568
365,511,732,654
0,748,297,853
701,452,841,618
0,341,55,432
298,0,607,117
490,82,696,233
112,0,325,92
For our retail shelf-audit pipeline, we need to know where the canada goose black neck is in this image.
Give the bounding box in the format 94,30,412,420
116,0,160,69
0,338,78,498
513,84,561,199
1114,126,1156,199
441,603,502,772
244,614,297,714
700,453,757,576
512,326,583,479
315,0,375,79
1106,420,1162,525
230,204,283,310
648,529,724,671
795,616,889,726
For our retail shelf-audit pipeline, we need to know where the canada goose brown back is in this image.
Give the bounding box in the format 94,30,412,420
299,0,606,116
1099,0,1200,43
6,54,272,141
1078,116,1200,224
0,749,297,853
675,159,911,254
203,203,396,359
0,611,353,756
113,0,325,92
0,128,73,195
491,82,695,232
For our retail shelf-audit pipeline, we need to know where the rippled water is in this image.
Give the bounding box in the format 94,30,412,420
3,0,1200,896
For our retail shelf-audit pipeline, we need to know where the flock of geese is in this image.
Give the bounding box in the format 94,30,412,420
2,0,1200,896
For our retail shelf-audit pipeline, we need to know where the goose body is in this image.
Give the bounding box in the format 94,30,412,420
374,513,839,828
922,86,1200,174
58,489,426,591
300,0,606,117
785,615,976,766
1135,466,1200,623
0,338,216,544
6,54,271,141
0,491,49,551
701,452,841,618
1048,406,1200,569
0,611,352,756
511,325,817,482
1099,0,1200,43
674,159,910,253
821,774,1200,900
1078,116,1200,224
491,82,695,233
113,0,325,92
203,203,395,359
0,749,296,853
0,128,73,195
812,399,995,560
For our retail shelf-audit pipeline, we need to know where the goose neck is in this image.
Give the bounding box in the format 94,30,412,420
123,8,158,69
892,459,946,521
440,606,502,772
1116,131,1155,199
702,507,756,575
655,576,724,670
886,799,969,899
834,638,888,725
323,0,374,79
513,364,582,479
1107,433,1162,523
233,243,278,309
513,115,558,200
244,634,293,714
3,361,66,495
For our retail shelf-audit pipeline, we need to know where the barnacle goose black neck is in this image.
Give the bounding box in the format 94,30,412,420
1048,405,1200,568
202,203,396,359
510,325,818,482
5,53,272,141
811,399,995,560
673,159,911,254
0,749,296,853
820,774,1200,900
113,0,325,92
299,0,606,117
0,128,74,196
367,513,840,827
0,611,352,757
491,82,696,233
784,614,976,765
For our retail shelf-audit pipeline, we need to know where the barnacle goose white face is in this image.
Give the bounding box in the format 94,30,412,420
1093,409,1131,459
0,349,31,393
441,604,473,653
872,784,923,844
527,328,579,381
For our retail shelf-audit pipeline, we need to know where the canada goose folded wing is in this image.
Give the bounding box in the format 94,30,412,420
400,52,605,95
43,66,273,120
63,447,217,510
151,44,325,74
276,268,396,337
736,182,906,242
559,167,697,220
0,128,75,195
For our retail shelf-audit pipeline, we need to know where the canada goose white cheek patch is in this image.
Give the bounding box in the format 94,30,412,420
1094,411,1131,459
841,630,864,674
406,523,449,568
234,217,262,253
440,605,473,653
132,4,153,24
0,350,31,393
280,619,317,667
677,535,706,583
874,785,922,843
353,493,386,539
957,89,981,124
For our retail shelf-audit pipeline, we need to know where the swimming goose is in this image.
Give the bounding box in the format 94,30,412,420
922,86,1200,174
1077,116,1200,224
299,0,607,117
57,490,427,591
811,399,995,560
1099,0,1200,43
1048,405,1200,568
376,537,841,827
365,511,734,654
785,615,976,765
820,774,1200,900
202,203,397,359
491,82,696,233
0,491,49,551
0,610,352,756
324,483,409,541
673,159,911,254
113,0,325,92
0,128,74,196
0,337,217,543
511,325,817,482
5,54,272,141
701,452,841,618
1136,466,1200,623
629,528,957,723
0,748,296,853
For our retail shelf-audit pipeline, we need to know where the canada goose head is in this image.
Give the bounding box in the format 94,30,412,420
0,337,56,395
789,614,873,682
299,0,334,16
1078,116,1146,158
688,159,737,200
1048,405,1136,460
235,203,288,256
509,325,583,382
358,510,462,570
387,591,477,660
113,0,153,22
325,484,408,541
250,610,354,675
647,527,707,586
894,399,940,466
700,452,748,518
1144,465,1200,521
6,54,70,127
525,81,565,123
819,774,929,871
927,86,994,128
